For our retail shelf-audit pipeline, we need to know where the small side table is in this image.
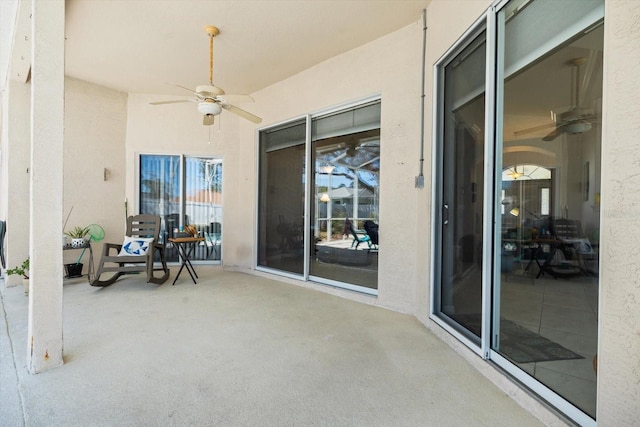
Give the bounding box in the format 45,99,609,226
63,242,94,283
168,237,204,285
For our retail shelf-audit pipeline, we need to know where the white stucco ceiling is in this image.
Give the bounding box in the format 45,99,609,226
63,0,430,96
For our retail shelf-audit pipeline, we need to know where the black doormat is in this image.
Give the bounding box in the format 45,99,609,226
451,314,584,364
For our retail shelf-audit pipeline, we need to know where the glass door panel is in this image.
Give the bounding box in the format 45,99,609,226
257,120,307,275
309,102,380,290
139,154,223,263
495,0,603,418
436,31,486,342
139,154,181,262
184,157,223,261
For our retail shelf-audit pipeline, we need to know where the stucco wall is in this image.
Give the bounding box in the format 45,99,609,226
120,2,640,424
125,21,426,314
124,91,242,264
64,77,128,268
249,21,425,313
598,0,640,423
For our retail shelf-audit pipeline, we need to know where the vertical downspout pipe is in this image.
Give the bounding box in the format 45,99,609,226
416,8,427,188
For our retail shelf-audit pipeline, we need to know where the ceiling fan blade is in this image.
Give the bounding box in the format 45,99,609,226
542,125,566,141
513,121,556,138
174,84,198,95
203,115,215,126
222,104,262,124
216,94,254,104
150,99,194,105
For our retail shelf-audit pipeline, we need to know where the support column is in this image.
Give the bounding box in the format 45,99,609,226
27,0,65,373
1,81,31,288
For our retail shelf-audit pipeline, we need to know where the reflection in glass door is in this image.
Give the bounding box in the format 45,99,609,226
184,157,223,261
494,0,603,419
139,154,223,263
257,100,380,292
435,30,486,342
309,102,380,290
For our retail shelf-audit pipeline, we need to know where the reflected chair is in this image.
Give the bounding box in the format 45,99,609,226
163,213,190,242
204,221,222,259
552,218,583,240
537,218,596,277
363,220,379,250
346,218,371,250
91,214,170,286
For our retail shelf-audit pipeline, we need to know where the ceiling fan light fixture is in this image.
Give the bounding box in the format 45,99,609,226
198,101,222,116
565,121,592,135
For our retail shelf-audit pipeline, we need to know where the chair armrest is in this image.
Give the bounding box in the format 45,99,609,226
102,242,123,256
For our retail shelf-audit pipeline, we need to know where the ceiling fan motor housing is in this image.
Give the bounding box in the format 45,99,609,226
565,121,592,135
198,101,222,116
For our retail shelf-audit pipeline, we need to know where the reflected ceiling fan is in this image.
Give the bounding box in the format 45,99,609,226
150,25,262,126
515,58,596,141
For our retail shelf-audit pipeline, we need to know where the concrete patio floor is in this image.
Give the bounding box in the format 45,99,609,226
1,267,544,426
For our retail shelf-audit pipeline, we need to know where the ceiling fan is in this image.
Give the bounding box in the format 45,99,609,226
150,25,262,126
515,57,596,141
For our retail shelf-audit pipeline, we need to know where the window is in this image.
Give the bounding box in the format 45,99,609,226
139,154,223,262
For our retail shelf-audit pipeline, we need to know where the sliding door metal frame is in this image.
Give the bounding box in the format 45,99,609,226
303,114,312,279
480,7,498,360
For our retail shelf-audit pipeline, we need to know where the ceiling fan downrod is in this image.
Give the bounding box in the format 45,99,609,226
205,25,220,86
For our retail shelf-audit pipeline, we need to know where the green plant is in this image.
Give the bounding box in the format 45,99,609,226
6,258,29,279
65,225,90,239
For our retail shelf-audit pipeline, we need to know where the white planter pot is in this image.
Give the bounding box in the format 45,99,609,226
71,238,85,248
22,278,29,295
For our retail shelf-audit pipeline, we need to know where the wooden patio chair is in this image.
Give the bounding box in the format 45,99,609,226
91,214,170,287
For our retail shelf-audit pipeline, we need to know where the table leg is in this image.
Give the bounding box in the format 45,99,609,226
87,244,94,284
172,242,198,285
184,243,199,279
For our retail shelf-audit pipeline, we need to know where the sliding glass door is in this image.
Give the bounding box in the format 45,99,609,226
434,27,486,343
257,119,306,275
139,154,223,262
433,0,603,423
257,99,381,292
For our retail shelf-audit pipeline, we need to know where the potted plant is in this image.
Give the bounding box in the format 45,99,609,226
6,258,30,294
65,226,90,248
